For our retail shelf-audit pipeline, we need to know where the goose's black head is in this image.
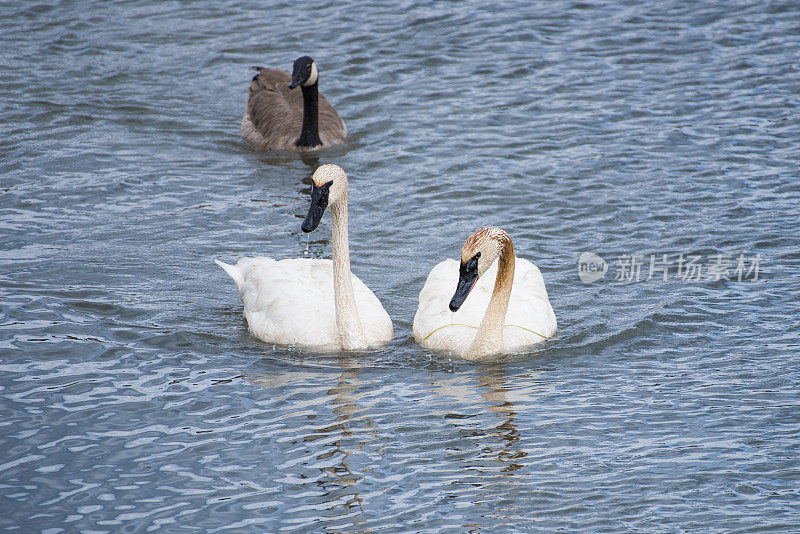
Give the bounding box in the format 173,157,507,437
289,56,318,89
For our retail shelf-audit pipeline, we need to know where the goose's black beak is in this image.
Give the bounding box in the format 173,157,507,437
449,253,480,312
289,67,305,89
301,181,332,233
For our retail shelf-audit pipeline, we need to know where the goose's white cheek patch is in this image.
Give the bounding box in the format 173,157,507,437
304,62,319,86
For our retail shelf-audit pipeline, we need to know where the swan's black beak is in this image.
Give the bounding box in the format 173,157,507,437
301,181,332,233
288,76,301,89
449,253,480,312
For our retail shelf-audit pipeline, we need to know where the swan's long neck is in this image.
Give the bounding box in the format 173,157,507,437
330,194,367,350
467,239,515,358
297,83,321,148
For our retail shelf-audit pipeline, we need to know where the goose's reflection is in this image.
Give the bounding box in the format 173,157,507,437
252,151,320,170
239,156,322,217
299,152,320,170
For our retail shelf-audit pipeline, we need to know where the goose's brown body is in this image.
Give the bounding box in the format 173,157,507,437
240,68,347,151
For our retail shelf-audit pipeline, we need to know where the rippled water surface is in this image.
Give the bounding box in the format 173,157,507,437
2,0,800,531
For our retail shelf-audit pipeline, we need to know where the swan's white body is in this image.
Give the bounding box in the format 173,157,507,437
215,257,392,350
413,228,556,359
216,164,392,351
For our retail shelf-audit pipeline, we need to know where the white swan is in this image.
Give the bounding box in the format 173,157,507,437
216,164,392,350
413,227,557,360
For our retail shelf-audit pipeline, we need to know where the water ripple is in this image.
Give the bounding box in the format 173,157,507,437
2,0,799,531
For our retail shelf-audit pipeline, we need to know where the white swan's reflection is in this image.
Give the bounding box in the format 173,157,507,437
428,363,549,532
246,356,549,532
246,355,371,520
429,364,547,474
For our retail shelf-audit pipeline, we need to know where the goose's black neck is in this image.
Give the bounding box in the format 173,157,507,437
297,82,321,148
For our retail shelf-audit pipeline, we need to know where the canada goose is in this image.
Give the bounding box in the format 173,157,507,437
413,227,557,359
240,56,347,151
216,164,392,350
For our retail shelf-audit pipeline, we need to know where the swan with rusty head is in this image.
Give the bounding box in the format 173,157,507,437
216,164,392,350
413,227,557,359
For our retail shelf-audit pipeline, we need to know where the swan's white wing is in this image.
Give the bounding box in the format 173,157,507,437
218,257,391,349
237,258,339,347
351,276,394,346
413,256,557,356
502,257,558,351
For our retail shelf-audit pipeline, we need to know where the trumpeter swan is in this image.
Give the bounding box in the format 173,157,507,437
241,56,347,151
216,164,392,350
413,227,556,359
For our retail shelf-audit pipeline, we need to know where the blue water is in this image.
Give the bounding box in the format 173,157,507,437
2,0,799,531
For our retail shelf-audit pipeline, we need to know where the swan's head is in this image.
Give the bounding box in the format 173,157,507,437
289,56,318,89
301,164,348,233
449,227,510,312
